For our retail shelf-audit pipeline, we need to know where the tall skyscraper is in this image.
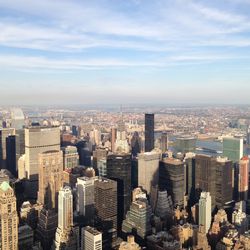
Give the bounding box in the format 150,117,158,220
138,150,161,194
6,135,17,176
94,177,117,247
144,113,154,152
76,140,91,166
37,150,63,209
159,158,185,208
107,153,131,229
122,198,152,240
0,128,15,169
214,157,233,208
175,136,196,154
24,126,60,180
160,132,168,153
62,145,79,169
54,186,77,249
76,176,95,222
238,156,249,201
81,226,102,250
223,137,243,163
0,181,18,250
199,192,212,233
111,128,117,153
195,154,216,208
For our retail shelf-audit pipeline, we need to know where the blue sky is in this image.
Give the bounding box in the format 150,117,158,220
0,0,250,105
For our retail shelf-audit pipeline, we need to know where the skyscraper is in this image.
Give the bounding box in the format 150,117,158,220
107,153,131,229
0,181,18,250
122,198,152,240
160,132,168,153
111,128,117,153
76,176,95,222
54,186,77,249
0,128,15,169
37,150,63,209
24,126,60,180
195,154,216,208
223,137,243,163
159,158,185,208
10,108,25,130
6,135,17,176
199,192,212,233
214,157,233,208
175,136,196,154
138,150,161,194
238,156,249,201
81,226,102,250
62,145,79,169
94,177,117,247
144,113,154,152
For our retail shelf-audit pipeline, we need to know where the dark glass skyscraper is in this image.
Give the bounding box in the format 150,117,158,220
106,153,131,230
6,135,17,177
145,113,154,152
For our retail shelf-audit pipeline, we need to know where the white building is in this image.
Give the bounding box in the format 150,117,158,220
76,177,95,218
199,192,212,233
81,226,102,250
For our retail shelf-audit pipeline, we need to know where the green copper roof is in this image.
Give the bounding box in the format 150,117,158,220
0,181,11,192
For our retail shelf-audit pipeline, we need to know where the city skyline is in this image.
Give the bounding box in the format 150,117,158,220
1,0,250,104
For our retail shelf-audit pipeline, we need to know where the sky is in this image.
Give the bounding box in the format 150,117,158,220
1,0,250,105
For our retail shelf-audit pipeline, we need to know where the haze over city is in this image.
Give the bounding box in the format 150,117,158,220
1,0,250,104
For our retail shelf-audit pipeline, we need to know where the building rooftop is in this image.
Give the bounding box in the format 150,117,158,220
162,158,183,166
0,181,11,192
84,226,101,236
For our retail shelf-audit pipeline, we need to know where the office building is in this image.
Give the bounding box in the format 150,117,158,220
97,158,107,177
54,186,77,249
93,148,107,169
0,181,18,250
10,108,25,130
155,190,173,219
215,157,233,208
62,146,79,169
76,140,91,166
175,136,196,154
36,208,58,250
159,158,185,207
239,156,249,201
24,126,60,180
144,113,154,152
6,135,17,176
131,131,141,157
184,153,196,206
122,198,152,240
160,132,168,153
223,137,243,163
81,226,102,250
0,128,15,169
111,128,117,153
37,150,63,209
107,153,131,229
138,150,161,194
94,177,117,246
195,154,216,208
199,192,212,233
76,177,95,222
